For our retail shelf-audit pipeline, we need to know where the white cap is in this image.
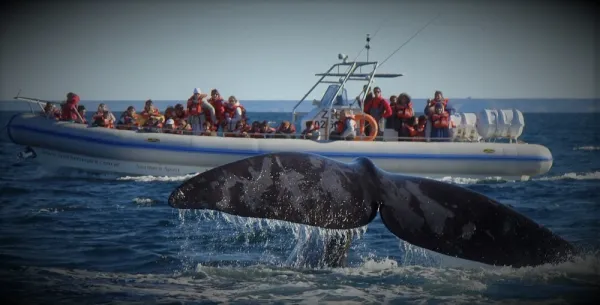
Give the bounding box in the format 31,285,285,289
166,118,175,125
193,88,201,94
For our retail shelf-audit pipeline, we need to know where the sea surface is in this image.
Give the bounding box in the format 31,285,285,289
0,109,599,305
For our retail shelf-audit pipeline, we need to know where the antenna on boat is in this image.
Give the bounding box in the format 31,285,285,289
14,89,22,99
365,33,371,62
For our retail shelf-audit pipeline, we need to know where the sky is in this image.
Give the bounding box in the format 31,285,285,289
1,0,598,102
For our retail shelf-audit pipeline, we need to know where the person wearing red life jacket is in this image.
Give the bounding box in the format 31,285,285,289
424,90,454,140
394,93,414,141
301,121,321,140
224,95,247,132
399,116,419,140
330,109,357,141
430,102,451,142
187,88,214,133
207,89,226,130
140,99,164,130
363,87,392,140
116,106,138,130
60,92,84,123
274,120,297,139
91,103,116,128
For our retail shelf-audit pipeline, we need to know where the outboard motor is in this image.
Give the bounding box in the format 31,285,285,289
17,146,36,160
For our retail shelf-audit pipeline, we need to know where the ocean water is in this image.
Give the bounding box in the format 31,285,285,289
0,110,599,305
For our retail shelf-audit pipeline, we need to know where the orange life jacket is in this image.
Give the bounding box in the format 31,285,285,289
395,102,414,120
226,104,247,120
187,97,203,116
431,112,450,129
402,124,417,137
336,116,355,133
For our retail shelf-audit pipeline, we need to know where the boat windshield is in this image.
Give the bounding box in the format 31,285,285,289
318,85,349,108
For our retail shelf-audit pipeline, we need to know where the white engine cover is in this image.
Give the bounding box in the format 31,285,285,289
450,112,480,141
476,109,525,140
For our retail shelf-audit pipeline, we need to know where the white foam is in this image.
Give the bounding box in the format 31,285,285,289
117,173,199,182
536,171,600,181
573,146,600,151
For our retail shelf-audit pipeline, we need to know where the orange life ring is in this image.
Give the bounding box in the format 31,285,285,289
354,113,378,141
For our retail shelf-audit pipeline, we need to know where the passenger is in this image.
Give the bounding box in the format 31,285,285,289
201,121,217,136
175,118,191,135
187,88,214,133
163,118,175,133
141,99,164,131
164,106,175,121
59,92,83,123
330,109,357,141
363,87,392,140
77,105,87,124
207,89,226,130
91,103,116,128
92,111,115,128
224,95,247,132
248,121,263,138
174,103,187,121
43,102,60,120
399,116,418,140
301,120,321,140
117,106,139,130
274,121,296,139
415,115,427,141
259,121,276,138
394,93,414,141
424,90,454,116
430,103,451,142
234,120,251,138
384,95,398,130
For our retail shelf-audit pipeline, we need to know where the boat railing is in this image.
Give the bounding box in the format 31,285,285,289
27,112,525,143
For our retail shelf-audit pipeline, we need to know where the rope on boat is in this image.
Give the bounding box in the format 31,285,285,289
378,12,442,68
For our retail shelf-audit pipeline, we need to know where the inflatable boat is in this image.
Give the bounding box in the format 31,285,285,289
5,57,553,180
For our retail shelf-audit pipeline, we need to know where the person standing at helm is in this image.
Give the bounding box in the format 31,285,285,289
363,87,392,141
187,88,214,134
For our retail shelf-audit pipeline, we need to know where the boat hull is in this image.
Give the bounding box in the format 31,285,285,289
7,113,553,179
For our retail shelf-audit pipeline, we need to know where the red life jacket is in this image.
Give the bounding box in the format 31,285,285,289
431,112,450,129
336,116,355,133
402,124,417,137
395,102,414,120
226,103,247,120
59,94,81,121
416,123,426,137
207,97,225,124
187,97,203,116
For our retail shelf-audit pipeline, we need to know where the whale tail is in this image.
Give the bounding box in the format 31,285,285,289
168,152,577,268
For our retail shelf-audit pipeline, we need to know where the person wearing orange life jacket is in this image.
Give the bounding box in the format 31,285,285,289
274,121,296,139
424,90,454,142
187,88,214,133
91,103,116,128
363,87,392,140
140,99,164,131
301,121,321,140
330,109,357,141
399,116,419,140
43,102,61,120
117,106,138,130
207,89,226,130
430,102,452,142
224,95,247,132
415,115,427,141
394,93,414,141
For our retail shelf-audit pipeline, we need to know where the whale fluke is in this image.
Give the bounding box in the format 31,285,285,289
168,152,576,268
